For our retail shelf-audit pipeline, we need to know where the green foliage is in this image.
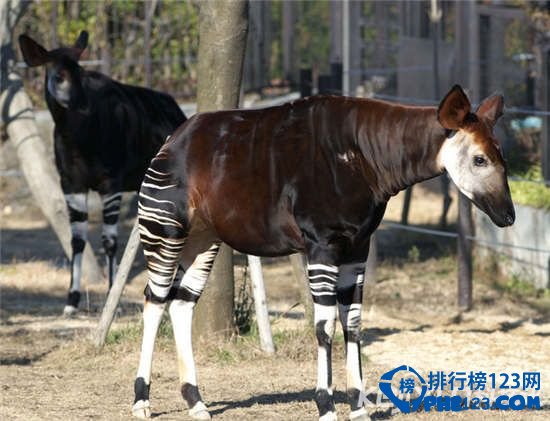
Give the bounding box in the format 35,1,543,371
295,1,330,73
16,0,200,104
509,166,550,210
105,322,142,345
503,274,537,297
407,245,420,263
234,267,254,335
105,313,172,346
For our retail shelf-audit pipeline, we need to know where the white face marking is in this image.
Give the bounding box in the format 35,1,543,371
47,73,71,107
437,130,498,200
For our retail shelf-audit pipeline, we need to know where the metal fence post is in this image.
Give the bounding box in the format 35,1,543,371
457,193,473,310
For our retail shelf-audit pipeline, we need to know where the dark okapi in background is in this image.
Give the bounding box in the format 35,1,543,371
18,31,187,316
131,85,514,421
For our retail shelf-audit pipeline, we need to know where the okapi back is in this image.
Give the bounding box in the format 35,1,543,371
156,96,446,262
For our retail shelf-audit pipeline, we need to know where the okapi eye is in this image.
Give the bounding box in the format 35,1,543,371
473,155,486,166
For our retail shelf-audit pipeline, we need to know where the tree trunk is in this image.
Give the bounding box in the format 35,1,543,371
192,0,249,342
0,0,101,283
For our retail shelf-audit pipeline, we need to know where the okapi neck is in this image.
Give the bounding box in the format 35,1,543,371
355,102,447,199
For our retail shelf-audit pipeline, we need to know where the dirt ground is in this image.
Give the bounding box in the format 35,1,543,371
1,181,549,420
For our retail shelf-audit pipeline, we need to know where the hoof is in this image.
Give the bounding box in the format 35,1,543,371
132,400,151,419
189,402,211,420
349,408,371,421
319,412,337,421
63,305,78,317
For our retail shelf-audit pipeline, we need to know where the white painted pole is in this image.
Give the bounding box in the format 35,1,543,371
342,0,350,96
247,255,274,353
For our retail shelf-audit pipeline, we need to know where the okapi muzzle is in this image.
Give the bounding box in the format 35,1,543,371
437,85,515,227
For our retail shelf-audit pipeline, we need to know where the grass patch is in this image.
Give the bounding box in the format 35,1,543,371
495,273,550,300
105,313,173,346
509,166,550,210
105,323,142,345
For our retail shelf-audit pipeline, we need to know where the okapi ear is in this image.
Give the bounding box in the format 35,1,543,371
18,34,50,67
437,85,471,130
476,93,504,127
74,31,89,52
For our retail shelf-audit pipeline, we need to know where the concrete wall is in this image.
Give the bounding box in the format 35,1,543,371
474,204,550,289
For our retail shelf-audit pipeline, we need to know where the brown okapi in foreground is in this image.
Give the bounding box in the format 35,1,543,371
132,85,514,421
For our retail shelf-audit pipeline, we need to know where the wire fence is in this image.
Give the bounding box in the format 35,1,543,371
381,221,550,254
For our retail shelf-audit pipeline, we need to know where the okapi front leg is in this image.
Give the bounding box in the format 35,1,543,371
337,263,370,421
308,263,338,421
170,243,220,420
101,192,122,288
64,192,88,316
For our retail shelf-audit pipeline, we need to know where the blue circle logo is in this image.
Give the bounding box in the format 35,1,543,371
379,365,427,413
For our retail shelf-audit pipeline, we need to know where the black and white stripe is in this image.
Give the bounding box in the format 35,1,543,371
64,193,88,314
137,159,186,303
307,263,338,421
101,192,122,288
337,263,368,418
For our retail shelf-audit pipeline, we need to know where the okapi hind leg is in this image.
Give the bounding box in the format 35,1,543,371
169,242,220,420
337,263,370,421
133,298,166,419
133,172,187,418
307,262,339,421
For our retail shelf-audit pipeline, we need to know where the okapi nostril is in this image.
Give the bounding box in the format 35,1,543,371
505,214,515,225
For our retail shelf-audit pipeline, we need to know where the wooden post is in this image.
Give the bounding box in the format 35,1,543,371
289,253,313,325
454,0,477,311
143,0,158,88
457,192,473,310
282,1,295,83
247,255,274,353
329,0,342,63
401,187,413,225
0,0,101,284
94,221,140,347
365,235,377,284
342,0,350,95
430,0,452,228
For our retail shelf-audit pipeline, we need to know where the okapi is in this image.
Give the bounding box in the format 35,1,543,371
18,31,187,315
132,85,514,420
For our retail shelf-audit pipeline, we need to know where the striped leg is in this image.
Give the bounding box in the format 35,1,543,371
133,163,186,418
101,192,122,288
169,243,220,420
308,263,338,421
63,193,88,316
337,263,369,421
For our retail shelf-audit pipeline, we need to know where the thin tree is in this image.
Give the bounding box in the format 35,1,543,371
192,0,249,341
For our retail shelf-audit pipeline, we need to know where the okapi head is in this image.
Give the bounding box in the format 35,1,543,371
19,31,89,109
437,85,515,227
